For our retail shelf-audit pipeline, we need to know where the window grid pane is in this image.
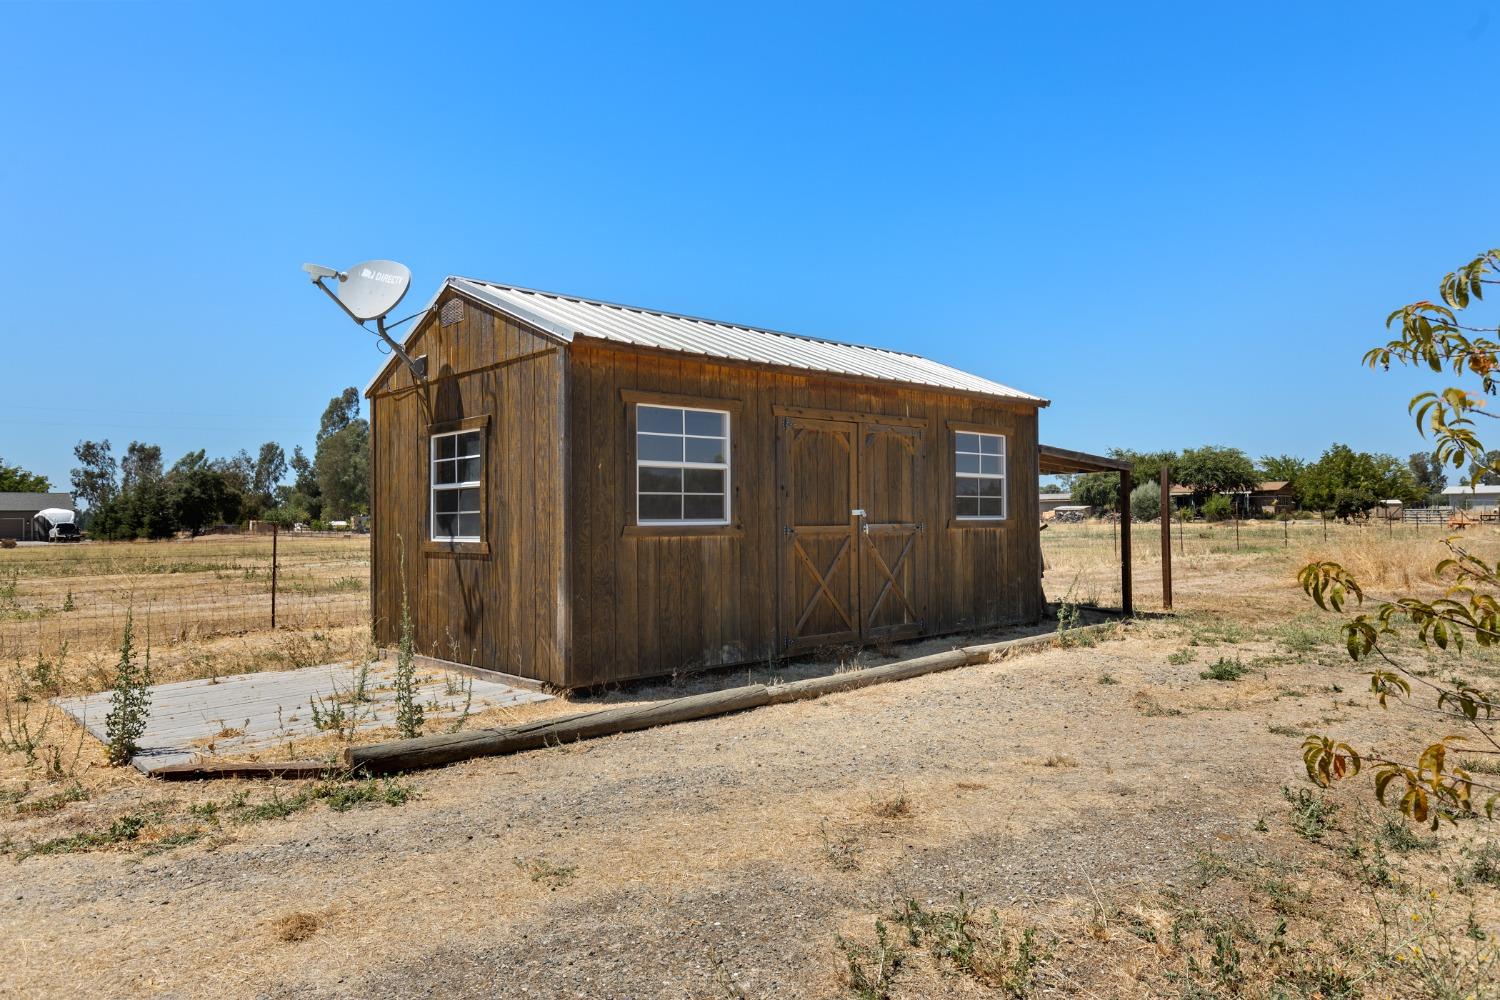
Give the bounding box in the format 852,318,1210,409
955,431,1006,520
432,429,484,541
637,404,730,524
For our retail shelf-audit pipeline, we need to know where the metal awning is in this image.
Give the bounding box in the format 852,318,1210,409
1038,444,1132,475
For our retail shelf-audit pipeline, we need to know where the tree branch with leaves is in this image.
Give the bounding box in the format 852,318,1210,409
1300,248,1500,827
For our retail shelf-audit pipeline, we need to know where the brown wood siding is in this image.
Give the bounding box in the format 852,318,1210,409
564,340,1041,688
367,292,566,686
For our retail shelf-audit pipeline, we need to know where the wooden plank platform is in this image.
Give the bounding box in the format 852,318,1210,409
54,661,552,774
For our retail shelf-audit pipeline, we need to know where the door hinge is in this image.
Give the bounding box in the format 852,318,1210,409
783,524,792,537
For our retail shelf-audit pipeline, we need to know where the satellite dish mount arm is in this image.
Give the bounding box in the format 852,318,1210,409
310,273,428,384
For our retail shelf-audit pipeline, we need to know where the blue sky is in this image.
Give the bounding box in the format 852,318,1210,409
4,3,1498,491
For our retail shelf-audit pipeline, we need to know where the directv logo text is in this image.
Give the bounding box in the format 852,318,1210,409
361,268,401,285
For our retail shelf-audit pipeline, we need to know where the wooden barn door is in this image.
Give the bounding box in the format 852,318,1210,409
859,423,925,641
779,414,928,653
780,416,861,653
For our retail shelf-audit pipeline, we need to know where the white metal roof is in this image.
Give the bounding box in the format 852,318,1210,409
366,277,1046,404
1442,485,1500,496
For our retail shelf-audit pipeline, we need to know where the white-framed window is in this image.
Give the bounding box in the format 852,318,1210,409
955,431,1006,519
431,429,482,542
636,404,730,524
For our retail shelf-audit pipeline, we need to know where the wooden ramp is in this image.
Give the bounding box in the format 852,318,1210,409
54,661,552,774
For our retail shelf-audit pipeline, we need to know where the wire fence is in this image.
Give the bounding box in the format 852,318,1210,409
1038,513,1458,612
0,533,371,662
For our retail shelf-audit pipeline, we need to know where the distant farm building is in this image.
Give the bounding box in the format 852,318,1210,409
364,277,1129,690
0,492,75,541
1247,481,1295,514
1168,481,1296,515
1441,484,1500,510
1039,492,1073,515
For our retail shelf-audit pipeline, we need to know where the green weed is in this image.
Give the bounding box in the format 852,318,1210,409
838,920,901,1000
20,813,146,858
14,783,87,815
1200,657,1247,682
891,895,1051,996
1283,786,1339,841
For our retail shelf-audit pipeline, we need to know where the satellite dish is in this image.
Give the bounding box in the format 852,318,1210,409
302,257,426,382
337,259,411,322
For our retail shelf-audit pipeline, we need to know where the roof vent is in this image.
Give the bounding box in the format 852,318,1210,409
440,298,465,327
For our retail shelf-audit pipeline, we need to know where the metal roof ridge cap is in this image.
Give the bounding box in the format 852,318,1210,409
448,279,576,344
460,278,934,358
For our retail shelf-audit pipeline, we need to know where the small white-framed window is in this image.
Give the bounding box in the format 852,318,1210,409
431,429,482,542
955,431,1006,519
636,404,730,524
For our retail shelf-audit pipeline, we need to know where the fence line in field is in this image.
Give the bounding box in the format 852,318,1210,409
0,532,371,658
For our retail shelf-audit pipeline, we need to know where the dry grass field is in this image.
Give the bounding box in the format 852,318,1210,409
0,535,372,692
2,521,1498,999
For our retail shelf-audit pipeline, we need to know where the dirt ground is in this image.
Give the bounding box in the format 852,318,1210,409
3,521,1499,999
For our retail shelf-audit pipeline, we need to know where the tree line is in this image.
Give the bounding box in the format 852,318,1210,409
61,388,369,539
1052,443,1450,522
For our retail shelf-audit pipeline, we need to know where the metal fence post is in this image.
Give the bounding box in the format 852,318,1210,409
1159,466,1172,611
271,522,279,630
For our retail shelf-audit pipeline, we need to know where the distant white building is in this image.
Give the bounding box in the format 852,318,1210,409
1441,484,1500,508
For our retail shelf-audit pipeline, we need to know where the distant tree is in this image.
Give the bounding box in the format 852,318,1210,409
208,451,255,523
1201,494,1232,522
1258,454,1307,485
0,457,50,492
1069,448,1175,515
316,420,370,519
120,441,163,493
286,444,322,522
253,442,287,498
1298,443,1423,521
1408,451,1447,494
1175,445,1258,503
290,444,317,493
1039,481,1065,494
219,450,255,490
170,457,231,536
1112,449,1177,488
317,387,361,445
131,478,176,539
168,449,207,478
70,440,117,510
313,388,368,519
1129,480,1161,522
1070,472,1119,514
1468,448,1500,485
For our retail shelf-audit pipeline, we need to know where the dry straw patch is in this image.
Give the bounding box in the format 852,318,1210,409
271,911,321,943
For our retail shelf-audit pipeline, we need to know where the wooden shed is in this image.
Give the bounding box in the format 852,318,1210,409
365,278,1050,689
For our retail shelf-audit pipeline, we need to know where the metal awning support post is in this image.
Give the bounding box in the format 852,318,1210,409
1039,444,1137,618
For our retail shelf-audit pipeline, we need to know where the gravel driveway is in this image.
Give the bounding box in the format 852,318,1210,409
6,624,1385,999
